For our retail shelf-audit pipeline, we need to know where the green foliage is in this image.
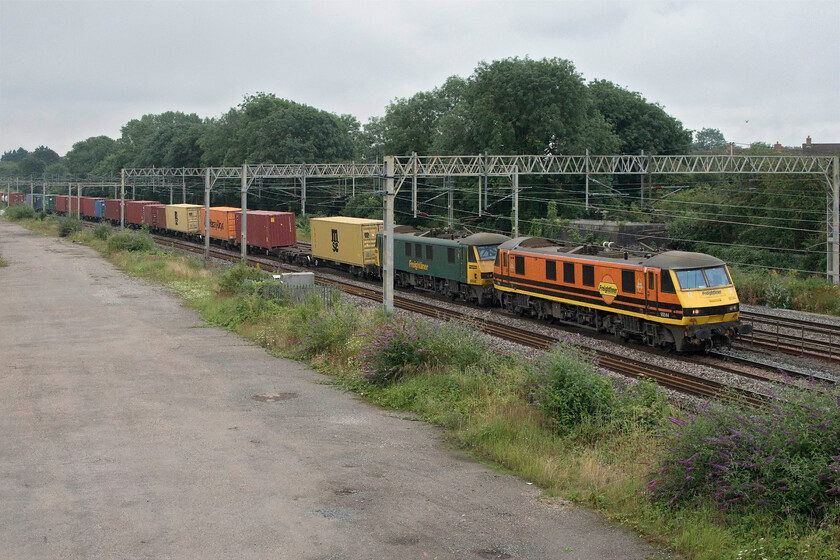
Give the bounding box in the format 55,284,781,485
64,136,119,175
529,342,668,440
93,223,112,240
3,204,35,221
57,216,82,237
358,317,494,386
1,147,29,162
0,253,6,267
105,231,155,253
201,293,281,331
588,79,692,155
217,263,265,294
647,381,840,526
340,192,383,219
117,112,206,170
529,344,616,433
294,302,360,358
693,127,728,152
732,269,840,315
199,93,355,166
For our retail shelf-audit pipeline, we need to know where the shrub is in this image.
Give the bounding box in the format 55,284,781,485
529,343,616,434
357,317,496,386
646,380,840,524
4,204,36,221
93,223,112,240
358,318,431,385
217,263,264,294
296,303,359,358
106,231,155,253
57,216,82,237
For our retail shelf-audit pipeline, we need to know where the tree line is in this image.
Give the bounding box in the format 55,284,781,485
2,57,701,178
4,56,825,276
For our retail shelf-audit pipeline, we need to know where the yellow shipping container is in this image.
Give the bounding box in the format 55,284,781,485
165,204,202,234
310,216,383,268
200,207,240,241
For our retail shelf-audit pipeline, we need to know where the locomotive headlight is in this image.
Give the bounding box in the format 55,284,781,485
727,304,739,313
685,308,702,316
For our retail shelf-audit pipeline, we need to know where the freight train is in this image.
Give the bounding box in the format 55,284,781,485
43,195,749,351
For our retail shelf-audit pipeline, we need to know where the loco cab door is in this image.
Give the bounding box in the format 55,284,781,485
645,269,658,317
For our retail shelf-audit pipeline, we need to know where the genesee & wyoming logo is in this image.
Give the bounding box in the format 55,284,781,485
409,260,429,271
598,274,618,304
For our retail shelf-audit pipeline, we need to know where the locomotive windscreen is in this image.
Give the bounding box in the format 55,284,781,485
674,266,731,290
476,246,499,261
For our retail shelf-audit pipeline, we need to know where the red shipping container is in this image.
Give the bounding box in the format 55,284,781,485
235,210,296,250
104,198,121,222
125,200,158,226
56,195,68,212
5,192,25,205
80,197,103,218
69,196,80,215
145,204,167,229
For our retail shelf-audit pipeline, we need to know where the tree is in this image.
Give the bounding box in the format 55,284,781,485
379,76,467,155
118,112,206,168
1,147,29,162
199,93,355,166
693,128,727,152
64,136,118,175
588,80,692,155
438,57,619,155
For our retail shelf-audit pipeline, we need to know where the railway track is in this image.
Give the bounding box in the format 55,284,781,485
738,309,840,363
139,233,818,406
323,277,768,406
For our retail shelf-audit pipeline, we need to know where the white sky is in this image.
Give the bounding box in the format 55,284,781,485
1,0,838,157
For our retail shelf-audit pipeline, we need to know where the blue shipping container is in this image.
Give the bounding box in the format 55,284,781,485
95,199,105,218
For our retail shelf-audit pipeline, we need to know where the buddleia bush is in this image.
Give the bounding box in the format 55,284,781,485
646,379,840,523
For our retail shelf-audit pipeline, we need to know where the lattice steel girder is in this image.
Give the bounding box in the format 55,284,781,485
391,154,836,177
121,154,834,181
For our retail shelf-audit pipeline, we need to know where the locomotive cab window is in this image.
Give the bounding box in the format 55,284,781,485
621,270,635,293
514,255,525,275
582,264,594,287
476,245,499,261
448,247,455,264
546,260,556,281
674,266,731,290
661,270,676,293
468,249,477,263
404,243,412,257
503,252,508,268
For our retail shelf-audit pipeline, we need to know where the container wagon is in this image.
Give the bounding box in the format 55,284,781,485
200,206,240,244
234,210,296,253
165,204,202,235
310,216,383,276
125,200,159,226
144,204,167,230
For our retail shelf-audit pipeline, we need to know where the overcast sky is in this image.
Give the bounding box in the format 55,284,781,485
1,0,838,157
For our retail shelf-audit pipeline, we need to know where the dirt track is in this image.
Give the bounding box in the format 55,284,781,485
0,220,659,559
